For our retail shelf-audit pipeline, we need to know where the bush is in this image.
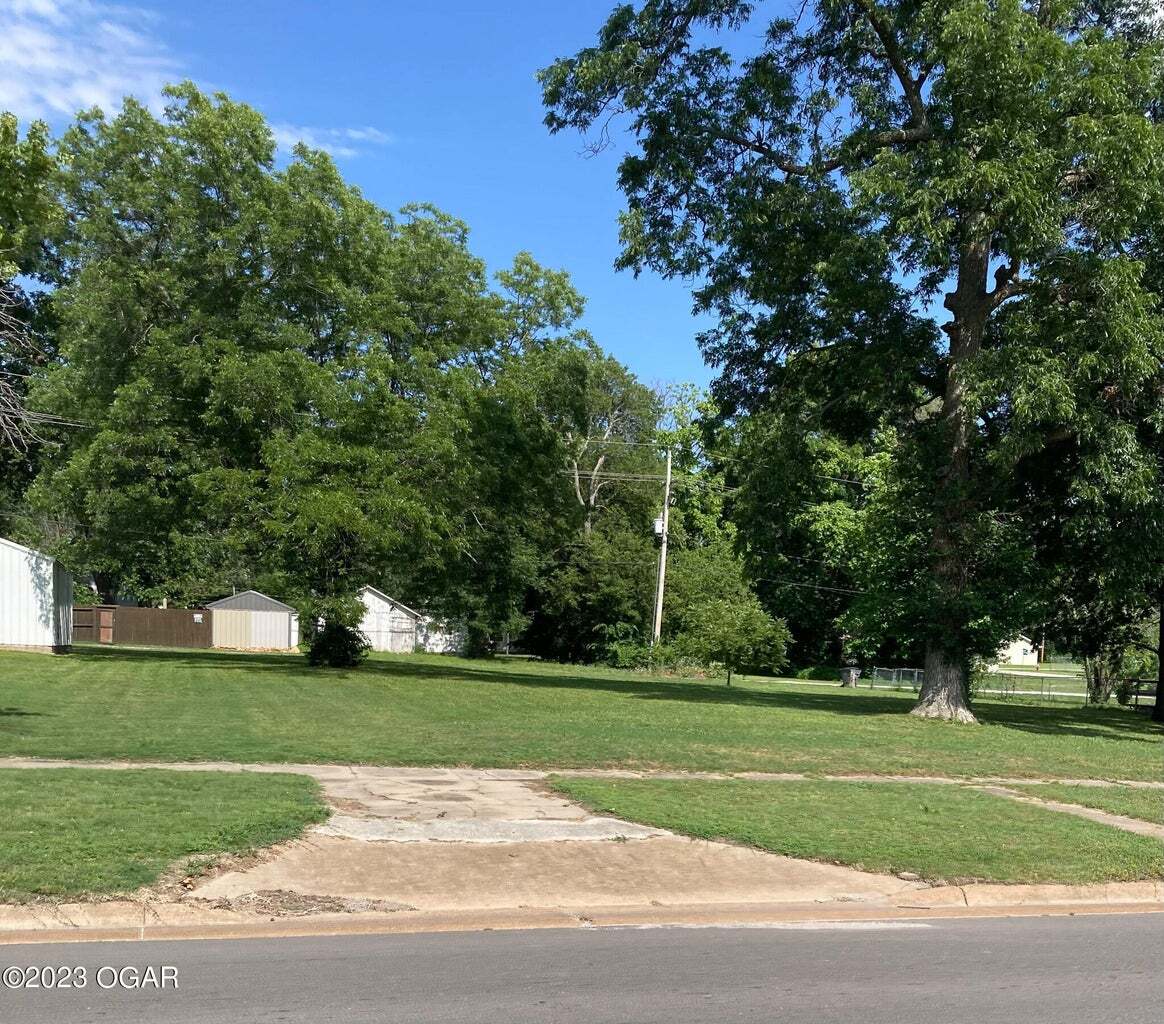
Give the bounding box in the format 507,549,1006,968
795,666,839,681
1115,678,1135,706
595,624,680,671
306,620,370,668
675,595,789,684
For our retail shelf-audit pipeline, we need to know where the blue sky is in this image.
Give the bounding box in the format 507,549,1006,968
0,0,715,388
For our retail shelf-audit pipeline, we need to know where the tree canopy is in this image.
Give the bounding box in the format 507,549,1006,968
542,0,1164,720
3,82,773,667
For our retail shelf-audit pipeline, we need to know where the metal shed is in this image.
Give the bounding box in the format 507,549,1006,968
358,586,422,653
0,536,72,652
206,590,299,651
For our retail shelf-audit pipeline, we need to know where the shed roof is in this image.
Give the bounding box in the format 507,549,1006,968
359,585,422,620
206,590,296,613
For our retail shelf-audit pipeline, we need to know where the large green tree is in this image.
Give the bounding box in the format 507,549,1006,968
542,0,1164,720
0,113,58,513
16,84,652,663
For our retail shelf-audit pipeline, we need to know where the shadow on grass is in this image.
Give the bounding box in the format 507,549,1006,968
63,645,1163,743
0,707,47,717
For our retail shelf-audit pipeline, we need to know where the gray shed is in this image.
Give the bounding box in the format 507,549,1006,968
206,590,299,651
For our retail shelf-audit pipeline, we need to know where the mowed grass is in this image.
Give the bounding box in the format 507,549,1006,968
550,777,1164,884
0,647,1159,780
1013,784,1164,825
0,768,327,900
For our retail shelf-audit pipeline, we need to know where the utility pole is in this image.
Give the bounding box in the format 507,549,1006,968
651,448,672,644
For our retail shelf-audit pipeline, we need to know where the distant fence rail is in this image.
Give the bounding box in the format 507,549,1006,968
870,667,924,691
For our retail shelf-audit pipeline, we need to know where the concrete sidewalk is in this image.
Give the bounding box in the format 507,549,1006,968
0,759,1160,943
190,766,921,912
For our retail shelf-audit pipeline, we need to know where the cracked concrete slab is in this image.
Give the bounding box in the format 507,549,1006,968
316,815,664,843
193,835,921,911
306,767,659,841
187,766,922,911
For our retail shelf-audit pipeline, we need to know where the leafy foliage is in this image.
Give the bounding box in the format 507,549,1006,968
306,619,371,669
542,1,1164,718
675,592,790,684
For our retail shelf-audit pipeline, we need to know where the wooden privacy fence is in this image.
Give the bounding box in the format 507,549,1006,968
72,605,212,648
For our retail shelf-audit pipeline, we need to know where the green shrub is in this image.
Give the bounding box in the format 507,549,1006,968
795,666,839,681
306,620,369,668
594,624,684,671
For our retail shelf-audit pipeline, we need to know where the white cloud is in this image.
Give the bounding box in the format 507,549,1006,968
0,0,179,120
0,0,394,157
271,123,395,160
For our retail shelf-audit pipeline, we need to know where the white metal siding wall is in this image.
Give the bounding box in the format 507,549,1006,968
358,601,379,648
212,609,295,650
250,610,292,650
0,541,56,648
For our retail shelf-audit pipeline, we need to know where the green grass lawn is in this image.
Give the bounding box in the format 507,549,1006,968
550,777,1164,884
1013,784,1164,825
0,646,1159,780
0,767,326,901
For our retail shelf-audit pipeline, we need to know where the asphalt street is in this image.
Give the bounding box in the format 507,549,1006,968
1,913,1160,1023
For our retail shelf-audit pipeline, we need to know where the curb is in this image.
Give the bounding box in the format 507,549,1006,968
2,892,1161,946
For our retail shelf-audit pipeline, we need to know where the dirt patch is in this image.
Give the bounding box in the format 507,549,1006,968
205,889,415,917
144,840,310,901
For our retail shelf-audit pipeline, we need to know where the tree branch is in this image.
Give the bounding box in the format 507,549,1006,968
989,260,1030,309
720,123,931,176
852,0,929,130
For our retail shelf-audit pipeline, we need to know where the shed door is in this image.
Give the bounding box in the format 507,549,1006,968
367,609,415,652
387,609,416,653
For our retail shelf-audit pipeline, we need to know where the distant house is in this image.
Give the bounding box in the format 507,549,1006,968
206,590,299,651
997,634,1038,668
0,537,72,652
359,586,422,653
358,586,462,654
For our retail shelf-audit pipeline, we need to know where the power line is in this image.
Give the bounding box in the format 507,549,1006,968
755,575,867,595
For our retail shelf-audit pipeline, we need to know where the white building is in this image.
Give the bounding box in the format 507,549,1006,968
0,537,73,652
358,586,462,654
358,586,422,653
997,634,1039,668
419,615,462,654
206,590,299,651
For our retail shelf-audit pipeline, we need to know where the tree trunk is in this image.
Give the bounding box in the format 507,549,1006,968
912,217,990,724
93,572,118,605
1084,654,1117,705
912,644,976,723
1153,589,1163,724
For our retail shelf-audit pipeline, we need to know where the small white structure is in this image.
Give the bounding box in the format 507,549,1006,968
0,537,72,652
997,634,1038,668
420,616,462,654
207,590,299,651
359,586,422,653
